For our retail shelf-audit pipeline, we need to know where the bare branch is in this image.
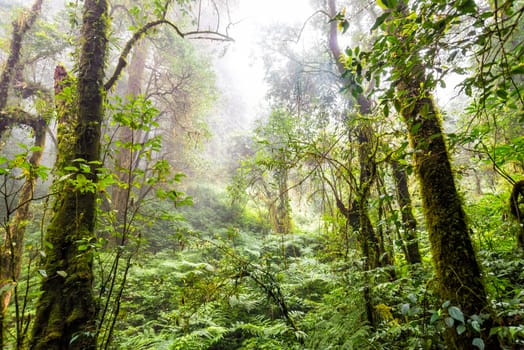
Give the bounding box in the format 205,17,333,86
104,20,233,91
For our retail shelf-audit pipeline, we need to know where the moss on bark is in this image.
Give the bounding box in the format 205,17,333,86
390,159,421,264
385,2,499,346
397,81,497,348
0,0,43,112
30,1,109,349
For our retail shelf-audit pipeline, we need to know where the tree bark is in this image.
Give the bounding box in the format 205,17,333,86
0,111,46,348
510,180,524,250
111,40,147,241
0,0,43,113
389,3,497,347
390,159,421,264
30,1,109,349
328,0,386,328
0,1,44,346
328,0,382,271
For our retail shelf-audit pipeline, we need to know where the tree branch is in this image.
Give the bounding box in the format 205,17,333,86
0,0,43,109
104,20,233,91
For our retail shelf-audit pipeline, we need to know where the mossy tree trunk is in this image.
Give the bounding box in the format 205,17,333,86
0,1,44,346
390,159,421,264
397,80,493,348
30,1,109,349
328,0,382,270
328,0,389,327
0,112,46,348
0,0,43,112
274,165,292,234
510,180,524,250
388,3,497,347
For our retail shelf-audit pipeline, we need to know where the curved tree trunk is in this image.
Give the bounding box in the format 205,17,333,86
30,1,109,349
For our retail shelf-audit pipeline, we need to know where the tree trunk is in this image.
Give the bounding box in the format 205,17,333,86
274,165,292,234
376,1,499,346
0,112,46,348
398,84,493,348
390,7,496,347
112,40,147,227
30,1,109,349
510,180,524,250
328,0,388,327
390,159,421,264
0,1,44,346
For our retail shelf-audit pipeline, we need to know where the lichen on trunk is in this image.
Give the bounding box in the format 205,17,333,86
30,1,109,349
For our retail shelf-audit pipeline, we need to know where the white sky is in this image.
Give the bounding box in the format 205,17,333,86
213,0,316,124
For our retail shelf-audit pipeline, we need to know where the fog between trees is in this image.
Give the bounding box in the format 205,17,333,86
0,0,523,349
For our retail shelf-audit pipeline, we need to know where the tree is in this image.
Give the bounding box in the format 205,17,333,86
0,0,46,347
329,0,422,267
28,1,231,347
355,0,500,347
30,1,109,348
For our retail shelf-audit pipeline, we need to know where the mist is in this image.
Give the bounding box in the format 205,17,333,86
0,0,522,349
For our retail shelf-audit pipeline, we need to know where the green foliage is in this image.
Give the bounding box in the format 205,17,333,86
0,144,49,181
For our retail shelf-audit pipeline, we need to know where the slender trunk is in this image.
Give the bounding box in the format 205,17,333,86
30,1,109,349
328,0,383,270
510,180,524,250
0,118,45,346
97,41,148,347
328,0,386,327
390,159,421,264
112,41,147,224
275,165,291,234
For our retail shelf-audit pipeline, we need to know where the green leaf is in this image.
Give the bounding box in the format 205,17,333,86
472,338,485,350
495,89,507,99
377,0,396,10
456,0,477,14
57,270,68,278
457,324,466,335
430,311,440,324
510,65,524,75
371,12,391,32
445,317,455,327
338,20,350,34
411,122,422,134
448,306,465,323
393,99,401,112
